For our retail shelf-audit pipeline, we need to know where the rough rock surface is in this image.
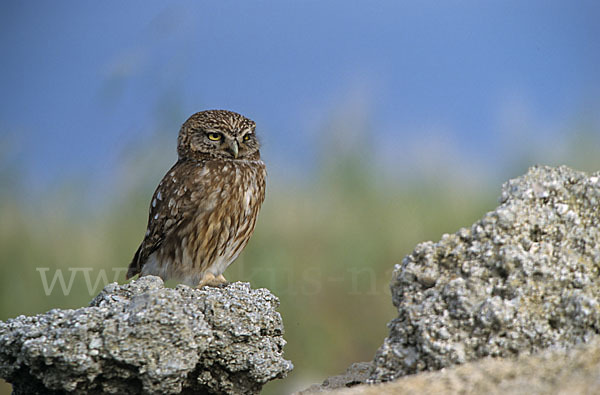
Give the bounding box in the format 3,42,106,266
371,165,600,382
332,336,600,395
298,362,374,393
0,276,293,394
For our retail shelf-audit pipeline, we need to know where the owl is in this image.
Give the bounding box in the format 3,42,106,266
126,110,266,288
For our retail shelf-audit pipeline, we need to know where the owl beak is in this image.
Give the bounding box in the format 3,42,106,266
228,139,239,159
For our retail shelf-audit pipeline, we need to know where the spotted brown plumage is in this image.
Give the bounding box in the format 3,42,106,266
127,110,266,287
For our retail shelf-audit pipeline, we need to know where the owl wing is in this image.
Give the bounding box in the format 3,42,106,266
126,159,207,279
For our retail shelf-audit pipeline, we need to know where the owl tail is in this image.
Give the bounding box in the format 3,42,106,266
126,244,143,280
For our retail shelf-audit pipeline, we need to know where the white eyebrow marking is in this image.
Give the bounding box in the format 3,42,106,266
205,128,224,134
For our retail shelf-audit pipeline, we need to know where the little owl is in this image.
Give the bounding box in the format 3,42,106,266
126,110,266,288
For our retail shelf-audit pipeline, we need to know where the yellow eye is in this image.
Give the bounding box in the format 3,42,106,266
207,132,221,141
243,134,250,141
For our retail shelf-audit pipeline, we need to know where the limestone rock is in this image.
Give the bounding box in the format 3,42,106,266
371,165,600,382
332,336,600,394
0,276,293,394
297,362,375,393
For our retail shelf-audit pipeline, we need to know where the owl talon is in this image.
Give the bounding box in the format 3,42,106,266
197,272,229,288
216,274,229,286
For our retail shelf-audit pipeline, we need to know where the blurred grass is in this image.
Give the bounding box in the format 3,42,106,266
1,121,598,394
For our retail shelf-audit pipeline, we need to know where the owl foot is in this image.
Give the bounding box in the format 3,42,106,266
197,272,229,288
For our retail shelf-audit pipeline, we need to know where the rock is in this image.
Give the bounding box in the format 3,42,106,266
297,362,375,393
0,276,293,394
331,336,600,395
370,165,600,382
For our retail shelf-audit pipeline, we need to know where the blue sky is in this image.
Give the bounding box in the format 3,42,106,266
1,1,599,191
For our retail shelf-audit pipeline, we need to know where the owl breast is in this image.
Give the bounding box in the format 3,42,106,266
146,159,266,286
201,161,265,276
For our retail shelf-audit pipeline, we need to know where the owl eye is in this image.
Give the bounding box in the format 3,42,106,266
243,134,250,141
207,132,222,141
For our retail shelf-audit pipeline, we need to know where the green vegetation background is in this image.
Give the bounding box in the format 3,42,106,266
1,113,598,394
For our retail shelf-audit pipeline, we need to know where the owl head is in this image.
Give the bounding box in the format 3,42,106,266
177,110,260,161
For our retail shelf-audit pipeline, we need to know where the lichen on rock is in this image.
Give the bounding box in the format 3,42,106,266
0,276,293,394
